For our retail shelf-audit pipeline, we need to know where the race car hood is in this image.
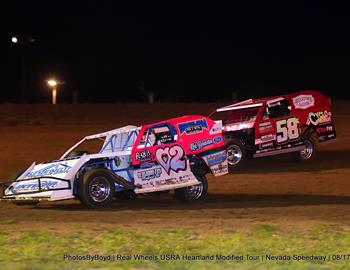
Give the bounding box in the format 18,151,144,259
18,158,81,180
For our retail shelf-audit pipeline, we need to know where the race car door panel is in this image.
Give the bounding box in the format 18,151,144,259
255,99,304,156
132,123,198,193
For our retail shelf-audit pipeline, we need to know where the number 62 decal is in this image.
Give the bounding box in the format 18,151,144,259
276,117,300,143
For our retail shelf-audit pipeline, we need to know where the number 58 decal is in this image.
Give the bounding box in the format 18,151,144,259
276,117,300,143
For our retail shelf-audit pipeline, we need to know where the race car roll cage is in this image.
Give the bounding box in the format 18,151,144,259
60,125,140,159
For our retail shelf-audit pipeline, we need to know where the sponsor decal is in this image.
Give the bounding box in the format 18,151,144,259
259,122,271,127
140,162,156,169
212,164,228,175
210,125,222,135
259,122,273,132
178,174,193,181
25,162,72,178
203,150,228,176
292,94,315,109
189,136,221,151
178,119,208,135
259,122,272,127
317,125,333,133
190,139,213,151
260,142,274,149
135,150,153,162
137,168,162,181
137,177,191,188
261,134,276,142
155,145,186,175
158,134,172,144
205,150,227,166
308,110,332,126
13,180,59,193
213,136,222,143
154,178,185,186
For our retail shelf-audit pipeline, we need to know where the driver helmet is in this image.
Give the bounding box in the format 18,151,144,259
148,131,156,146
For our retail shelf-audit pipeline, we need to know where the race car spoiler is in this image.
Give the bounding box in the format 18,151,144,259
0,176,71,200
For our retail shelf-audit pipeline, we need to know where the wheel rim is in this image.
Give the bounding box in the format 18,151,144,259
185,182,204,200
300,140,314,160
89,176,111,203
227,144,242,165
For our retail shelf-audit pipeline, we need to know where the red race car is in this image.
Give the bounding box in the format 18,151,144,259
210,90,336,170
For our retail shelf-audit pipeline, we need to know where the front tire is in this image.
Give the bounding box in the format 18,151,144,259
174,171,208,203
293,137,316,162
78,169,115,209
226,138,246,171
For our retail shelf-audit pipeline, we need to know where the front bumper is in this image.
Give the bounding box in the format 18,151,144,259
0,176,72,201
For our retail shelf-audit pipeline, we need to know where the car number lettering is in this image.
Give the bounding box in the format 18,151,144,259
276,118,299,143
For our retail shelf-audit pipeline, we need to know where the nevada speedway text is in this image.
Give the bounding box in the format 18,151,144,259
63,253,333,262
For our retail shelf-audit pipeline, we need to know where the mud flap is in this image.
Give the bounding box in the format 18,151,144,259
201,150,229,176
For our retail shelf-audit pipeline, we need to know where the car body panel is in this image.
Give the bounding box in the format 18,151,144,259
131,115,227,193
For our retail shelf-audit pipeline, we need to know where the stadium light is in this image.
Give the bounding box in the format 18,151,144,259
47,80,57,87
47,79,59,105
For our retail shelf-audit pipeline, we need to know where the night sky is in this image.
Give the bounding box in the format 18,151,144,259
1,1,349,103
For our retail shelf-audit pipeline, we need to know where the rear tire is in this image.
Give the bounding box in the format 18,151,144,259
78,168,115,209
225,138,246,171
293,137,316,162
174,171,208,203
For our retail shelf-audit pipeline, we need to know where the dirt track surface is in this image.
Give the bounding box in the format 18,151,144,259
0,102,349,230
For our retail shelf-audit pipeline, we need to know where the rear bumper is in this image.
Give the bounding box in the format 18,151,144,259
0,176,72,201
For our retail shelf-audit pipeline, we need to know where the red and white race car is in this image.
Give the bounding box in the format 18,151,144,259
210,90,336,170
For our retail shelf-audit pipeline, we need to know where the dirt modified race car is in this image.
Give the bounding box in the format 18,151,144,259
0,115,228,208
210,90,336,170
